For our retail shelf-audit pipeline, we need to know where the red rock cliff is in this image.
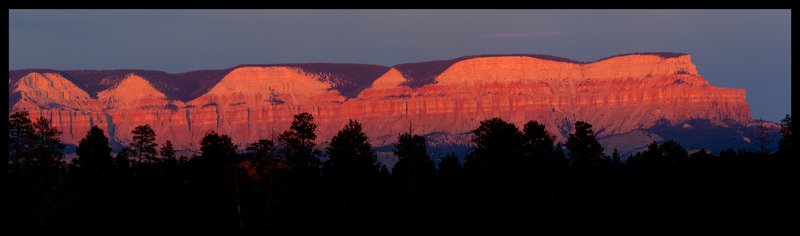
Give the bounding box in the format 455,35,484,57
9,53,751,152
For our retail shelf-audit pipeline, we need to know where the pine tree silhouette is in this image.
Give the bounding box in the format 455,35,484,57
322,119,380,224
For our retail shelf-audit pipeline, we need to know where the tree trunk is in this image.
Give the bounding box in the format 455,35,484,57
233,171,243,228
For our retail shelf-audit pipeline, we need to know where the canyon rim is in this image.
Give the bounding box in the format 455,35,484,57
8,52,780,162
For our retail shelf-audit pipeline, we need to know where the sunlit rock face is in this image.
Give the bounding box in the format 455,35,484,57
9,53,768,155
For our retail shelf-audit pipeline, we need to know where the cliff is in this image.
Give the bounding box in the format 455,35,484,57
9,53,767,155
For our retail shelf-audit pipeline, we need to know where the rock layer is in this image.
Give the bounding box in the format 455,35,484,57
9,53,758,154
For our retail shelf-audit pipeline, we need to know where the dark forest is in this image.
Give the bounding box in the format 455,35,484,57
7,111,796,229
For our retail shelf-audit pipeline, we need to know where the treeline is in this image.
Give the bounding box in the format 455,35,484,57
7,111,796,228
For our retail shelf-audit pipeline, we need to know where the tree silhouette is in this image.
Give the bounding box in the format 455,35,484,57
378,164,391,181
633,140,688,165
435,152,464,225
199,130,238,170
278,112,321,176
462,117,529,225
522,120,565,204
8,109,792,228
778,114,792,155
245,138,283,187
7,112,65,227
611,149,621,166
438,153,463,186
324,120,380,179
562,121,609,214
754,119,769,154
523,120,556,158
130,125,159,165
9,111,35,172
322,119,379,222
554,142,567,160
110,147,132,212
565,121,605,168
113,147,132,177
72,126,114,180
197,130,240,227
160,140,176,160
771,114,795,220
243,138,285,226
246,139,282,183
660,141,689,164
246,139,276,161
63,125,116,227
464,117,526,179
8,112,65,174
391,132,435,223
30,117,66,175
376,163,392,224
276,113,322,226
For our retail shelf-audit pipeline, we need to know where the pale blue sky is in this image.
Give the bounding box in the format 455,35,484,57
8,10,791,121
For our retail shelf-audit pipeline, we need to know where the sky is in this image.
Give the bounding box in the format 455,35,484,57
8,10,791,121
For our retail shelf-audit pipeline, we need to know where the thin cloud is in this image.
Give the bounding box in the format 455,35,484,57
534,31,561,36
486,32,530,39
